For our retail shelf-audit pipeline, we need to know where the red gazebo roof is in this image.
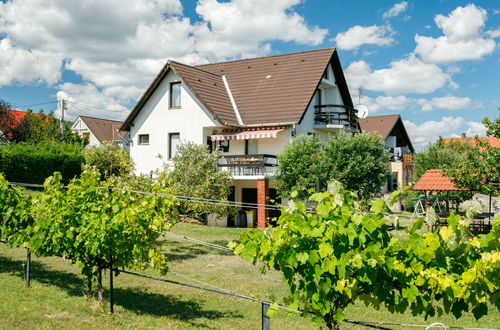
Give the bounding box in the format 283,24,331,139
413,169,468,191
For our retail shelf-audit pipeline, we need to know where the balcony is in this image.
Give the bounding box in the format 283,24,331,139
391,152,414,162
314,105,358,131
218,154,278,177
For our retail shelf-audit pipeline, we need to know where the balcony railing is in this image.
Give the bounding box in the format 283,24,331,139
391,153,414,162
218,154,278,176
314,104,358,130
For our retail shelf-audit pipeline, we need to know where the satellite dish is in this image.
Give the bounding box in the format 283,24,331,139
356,104,369,119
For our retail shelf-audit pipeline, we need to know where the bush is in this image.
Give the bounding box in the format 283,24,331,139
83,142,133,179
0,141,84,184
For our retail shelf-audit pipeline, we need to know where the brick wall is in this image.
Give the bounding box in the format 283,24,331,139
257,179,269,228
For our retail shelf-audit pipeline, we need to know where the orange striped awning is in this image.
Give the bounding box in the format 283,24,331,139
211,127,285,141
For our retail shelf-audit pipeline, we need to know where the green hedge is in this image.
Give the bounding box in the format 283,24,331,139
0,142,84,184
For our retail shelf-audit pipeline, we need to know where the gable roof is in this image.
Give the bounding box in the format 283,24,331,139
412,169,468,191
77,116,124,143
121,48,353,130
359,114,414,152
442,136,500,148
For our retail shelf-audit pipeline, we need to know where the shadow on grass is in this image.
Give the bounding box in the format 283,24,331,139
114,287,242,327
0,254,241,324
157,240,230,261
0,254,85,296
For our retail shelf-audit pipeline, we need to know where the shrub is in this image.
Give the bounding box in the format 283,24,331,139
83,142,133,179
0,141,84,184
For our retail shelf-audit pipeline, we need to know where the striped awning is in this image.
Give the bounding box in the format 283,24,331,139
211,127,285,141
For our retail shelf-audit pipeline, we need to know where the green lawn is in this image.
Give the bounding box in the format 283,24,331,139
0,223,498,329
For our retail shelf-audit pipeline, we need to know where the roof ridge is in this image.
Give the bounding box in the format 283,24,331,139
169,60,222,78
361,114,400,119
195,47,335,68
80,115,123,123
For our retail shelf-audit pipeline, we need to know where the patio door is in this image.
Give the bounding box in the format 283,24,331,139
245,139,258,155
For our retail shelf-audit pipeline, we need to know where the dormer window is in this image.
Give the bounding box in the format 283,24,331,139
169,82,181,108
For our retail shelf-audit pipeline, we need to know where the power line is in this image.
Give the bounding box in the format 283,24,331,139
13,101,58,108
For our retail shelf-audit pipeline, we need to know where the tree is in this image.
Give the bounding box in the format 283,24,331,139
0,99,16,142
83,142,134,179
231,184,499,329
26,170,177,302
413,139,466,180
445,139,500,196
321,132,391,198
482,109,500,138
162,142,235,221
276,133,390,199
275,135,323,199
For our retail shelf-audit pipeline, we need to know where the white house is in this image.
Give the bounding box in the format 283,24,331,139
120,48,359,228
71,116,126,148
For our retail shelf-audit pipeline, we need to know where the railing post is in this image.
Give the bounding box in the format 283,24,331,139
262,302,270,330
26,249,31,288
109,254,114,314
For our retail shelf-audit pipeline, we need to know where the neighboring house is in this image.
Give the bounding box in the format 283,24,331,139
0,109,50,141
359,114,415,193
71,116,126,148
120,48,359,228
442,133,500,149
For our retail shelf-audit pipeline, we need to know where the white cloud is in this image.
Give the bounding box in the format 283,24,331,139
333,25,394,51
0,0,328,113
383,1,408,19
404,116,465,148
465,121,487,137
357,95,409,113
345,55,455,95
415,4,496,63
486,28,500,38
417,96,480,112
56,83,131,121
0,38,63,86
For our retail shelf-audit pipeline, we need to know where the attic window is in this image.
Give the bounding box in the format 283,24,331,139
169,82,181,108
138,134,149,145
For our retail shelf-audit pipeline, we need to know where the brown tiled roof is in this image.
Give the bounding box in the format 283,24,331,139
359,114,415,152
442,136,500,148
121,48,353,130
170,61,238,126
79,116,124,144
196,48,349,125
412,169,468,191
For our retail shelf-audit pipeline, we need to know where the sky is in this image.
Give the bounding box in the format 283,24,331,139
0,0,499,149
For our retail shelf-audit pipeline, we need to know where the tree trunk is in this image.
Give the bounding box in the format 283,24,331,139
97,267,103,304
86,278,93,299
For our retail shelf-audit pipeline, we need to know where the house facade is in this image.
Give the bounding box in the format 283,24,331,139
121,48,359,228
359,115,415,194
71,116,126,148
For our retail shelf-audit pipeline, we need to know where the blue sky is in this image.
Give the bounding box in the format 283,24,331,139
0,0,498,148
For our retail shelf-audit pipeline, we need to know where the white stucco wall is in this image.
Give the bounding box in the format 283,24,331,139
129,71,219,175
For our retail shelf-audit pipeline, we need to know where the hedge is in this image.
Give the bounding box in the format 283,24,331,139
0,141,84,184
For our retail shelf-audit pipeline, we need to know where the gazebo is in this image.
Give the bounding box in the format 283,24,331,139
412,169,469,212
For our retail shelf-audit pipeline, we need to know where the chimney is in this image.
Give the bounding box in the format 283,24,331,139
461,132,466,138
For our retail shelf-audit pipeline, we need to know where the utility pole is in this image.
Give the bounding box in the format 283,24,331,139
59,99,66,139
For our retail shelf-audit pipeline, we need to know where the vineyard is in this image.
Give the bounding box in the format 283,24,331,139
0,171,499,329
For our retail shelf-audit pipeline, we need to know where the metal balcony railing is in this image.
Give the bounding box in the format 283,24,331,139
217,154,278,176
314,105,358,130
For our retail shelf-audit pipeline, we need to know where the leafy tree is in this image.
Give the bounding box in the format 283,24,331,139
83,141,134,179
0,99,15,142
321,132,390,198
161,142,235,221
276,133,390,199
231,184,499,329
25,170,177,302
275,135,323,199
413,139,466,180
445,139,500,196
482,109,500,138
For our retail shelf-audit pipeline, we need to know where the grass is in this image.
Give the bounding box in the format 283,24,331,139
1,223,499,329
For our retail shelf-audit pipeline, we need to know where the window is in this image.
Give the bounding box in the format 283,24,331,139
245,139,258,155
138,134,149,145
169,82,181,108
82,132,90,144
315,89,322,107
322,69,328,80
218,140,230,152
169,133,180,159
